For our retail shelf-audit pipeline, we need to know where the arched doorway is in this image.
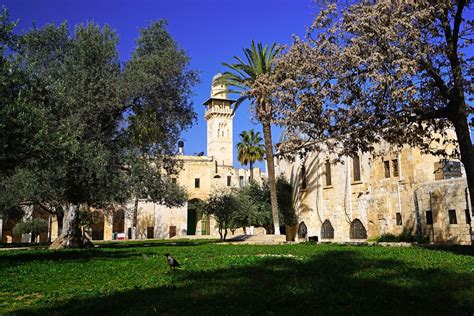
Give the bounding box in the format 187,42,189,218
321,220,334,239
298,222,308,239
350,219,367,239
91,211,105,240
112,209,125,235
187,199,202,235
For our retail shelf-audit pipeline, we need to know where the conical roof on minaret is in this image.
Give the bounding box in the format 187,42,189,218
203,73,236,105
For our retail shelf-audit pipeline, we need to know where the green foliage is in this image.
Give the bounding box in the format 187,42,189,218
276,175,297,226
235,181,273,231
123,20,198,157
201,189,242,240
217,41,282,233
125,159,187,208
234,178,297,230
376,232,430,244
12,218,48,237
215,41,280,117
0,13,195,226
0,7,16,54
0,240,472,314
237,129,265,179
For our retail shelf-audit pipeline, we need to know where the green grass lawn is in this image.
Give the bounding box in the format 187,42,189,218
0,240,473,315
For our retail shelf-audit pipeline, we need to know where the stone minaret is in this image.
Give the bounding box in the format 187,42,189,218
204,74,235,167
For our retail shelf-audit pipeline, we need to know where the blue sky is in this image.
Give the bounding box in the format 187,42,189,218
2,0,319,170
3,1,472,170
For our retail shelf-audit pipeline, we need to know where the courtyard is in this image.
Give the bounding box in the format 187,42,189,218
1,240,473,315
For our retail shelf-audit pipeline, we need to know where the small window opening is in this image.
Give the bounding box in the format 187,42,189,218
353,156,361,182
325,160,332,186
448,209,457,224
301,164,307,190
392,159,399,177
465,209,471,225
384,161,390,178
426,211,433,225
396,212,402,226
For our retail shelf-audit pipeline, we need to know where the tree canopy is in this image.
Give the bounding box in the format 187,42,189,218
216,41,282,234
237,129,265,181
271,0,474,211
0,10,197,247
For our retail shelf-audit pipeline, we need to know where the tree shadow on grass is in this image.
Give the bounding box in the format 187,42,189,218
0,240,219,268
417,244,474,256
0,249,152,269
95,239,219,249
13,250,473,316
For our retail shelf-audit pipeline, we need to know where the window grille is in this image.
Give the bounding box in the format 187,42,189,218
392,159,399,177
350,219,367,239
321,220,334,239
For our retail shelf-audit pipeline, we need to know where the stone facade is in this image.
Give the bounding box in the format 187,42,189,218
276,142,472,245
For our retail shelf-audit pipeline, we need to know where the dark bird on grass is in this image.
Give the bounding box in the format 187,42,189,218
164,253,181,270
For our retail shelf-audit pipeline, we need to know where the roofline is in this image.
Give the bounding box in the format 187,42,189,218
203,97,237,105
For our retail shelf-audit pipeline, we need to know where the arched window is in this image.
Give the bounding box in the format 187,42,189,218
321,220,334,239
298,222,307,239
350,219,367,239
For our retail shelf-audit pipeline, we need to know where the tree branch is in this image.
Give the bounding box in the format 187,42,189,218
413,107,449,120
452,0,466,53
419,58,450,100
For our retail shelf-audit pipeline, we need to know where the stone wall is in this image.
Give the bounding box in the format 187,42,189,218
276,143,471,245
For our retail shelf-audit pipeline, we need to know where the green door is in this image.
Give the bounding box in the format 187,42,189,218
201,214,210,235
187,209,196,235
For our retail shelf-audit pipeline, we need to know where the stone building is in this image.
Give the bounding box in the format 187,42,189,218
275,138,472,245
1,75,264,243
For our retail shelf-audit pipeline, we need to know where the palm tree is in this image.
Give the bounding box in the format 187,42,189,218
237,129,265,181
215,41,281,235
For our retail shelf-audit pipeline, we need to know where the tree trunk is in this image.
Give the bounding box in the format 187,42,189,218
262,121,280,235
56,211,64,236
132,198,139,240
249,161,254,182
453,113,474,244
50,204,92,249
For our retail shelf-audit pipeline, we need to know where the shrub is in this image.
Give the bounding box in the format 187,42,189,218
377,233,398,242
276,176,297,226
12,218,48,242
376,232,429,244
